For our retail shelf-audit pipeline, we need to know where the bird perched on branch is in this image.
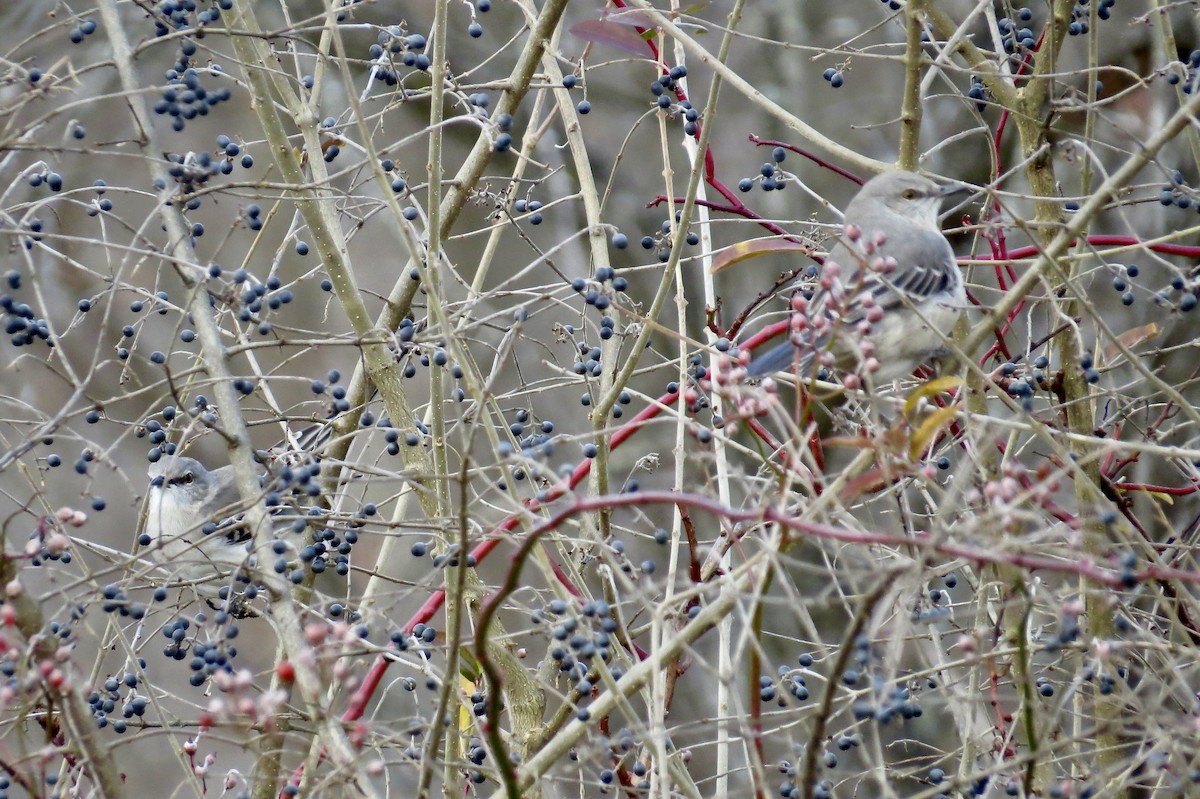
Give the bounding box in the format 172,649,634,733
145,457,266,594
744,170,968,385
142,425,333,603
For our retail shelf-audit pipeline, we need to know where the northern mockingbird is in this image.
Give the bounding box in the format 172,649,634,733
144,457,278,596
143,430,330,600
746,170,967,383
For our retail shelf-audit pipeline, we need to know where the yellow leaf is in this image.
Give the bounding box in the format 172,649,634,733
823,435,873,450
909,404,960,460
903,376,963,417
458,674,477,738
458,647,481,682
1145,490,1173,506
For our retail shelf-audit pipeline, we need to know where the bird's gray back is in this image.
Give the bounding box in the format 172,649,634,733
827,216,958,313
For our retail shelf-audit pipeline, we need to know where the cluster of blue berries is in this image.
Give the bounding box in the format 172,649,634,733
492,113,514,152
2,269,53,348
514,197,545,226
159,616,239,684
776,766,835,799
368,28,430,83
68,17,99,45
27,171,63,192
13,212,43,252
494,408,557,487
409,540,477,570
380,158,410,196
540,599,625,717
463,735,488,784
597,730,682,790
95,583,147,621
997,353,1051,410
1158,170,1198,210
634,209,704,264
161,136,252,204
560,72,593,115
570,266,626,314
154,67,234,133
87,668,147,733
1067,0,1116,36
998,9,1036,56
1104,255,1198,313
821,67,845,89
1107,263,1141,307
967,76,988,111
647,67,699,133
309,369,353,416
151,0,233,38
1169,50,1200,93
739,146,789,193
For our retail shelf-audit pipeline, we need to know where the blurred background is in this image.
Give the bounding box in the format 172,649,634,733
0,1,1197,796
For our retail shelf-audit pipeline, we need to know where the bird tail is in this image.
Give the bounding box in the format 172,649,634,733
256,421,335,468
747,340,811,378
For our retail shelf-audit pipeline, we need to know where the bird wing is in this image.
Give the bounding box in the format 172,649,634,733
208,513,254,546
827,227,959,328
199,466,275,547
746,227,958,377
206,501,302,547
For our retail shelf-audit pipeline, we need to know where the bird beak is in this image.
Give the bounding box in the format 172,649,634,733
936,182,973,200
150,475,164,488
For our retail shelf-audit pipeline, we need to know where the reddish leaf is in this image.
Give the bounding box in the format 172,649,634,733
569,20,654,58
711,238,813,274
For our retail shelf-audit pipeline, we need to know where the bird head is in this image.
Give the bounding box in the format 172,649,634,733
850,171,968,231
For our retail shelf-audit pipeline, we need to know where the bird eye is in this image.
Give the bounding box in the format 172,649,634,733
181,472,194,484
901,189,919,200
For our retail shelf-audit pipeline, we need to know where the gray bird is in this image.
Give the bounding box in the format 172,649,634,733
143,423,334,598
747,170,967,383
144,457,266,593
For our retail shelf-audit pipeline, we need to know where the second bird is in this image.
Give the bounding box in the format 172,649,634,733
747,170,967,384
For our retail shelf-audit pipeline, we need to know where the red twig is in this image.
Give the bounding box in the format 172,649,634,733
1111,482,1199,497
748,135,863,185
